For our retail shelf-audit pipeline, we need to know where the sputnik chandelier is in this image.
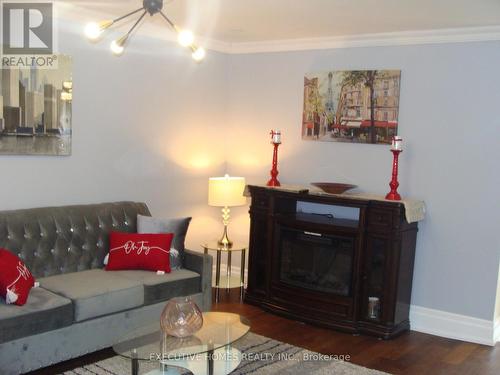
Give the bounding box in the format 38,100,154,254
84,0,206,61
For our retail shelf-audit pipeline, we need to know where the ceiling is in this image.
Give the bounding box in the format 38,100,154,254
62,0,500,50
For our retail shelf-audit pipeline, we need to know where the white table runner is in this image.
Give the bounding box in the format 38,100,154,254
244,185,426,224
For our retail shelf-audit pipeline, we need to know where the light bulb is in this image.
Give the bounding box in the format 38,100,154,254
177,30,194,47
84,20,113,41
110,35,127,56
85,23,101,41
191,46,206,62
110,40,124,56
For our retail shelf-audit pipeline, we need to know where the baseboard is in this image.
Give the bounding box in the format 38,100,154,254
410,305,496,346
494,319,500,344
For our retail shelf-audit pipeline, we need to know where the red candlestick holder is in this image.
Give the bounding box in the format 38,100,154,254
385,149,402,200
267,130,281,187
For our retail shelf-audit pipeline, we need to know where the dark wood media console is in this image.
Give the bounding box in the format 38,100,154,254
244,185,419,339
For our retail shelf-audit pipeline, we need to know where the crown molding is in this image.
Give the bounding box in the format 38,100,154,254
58,15,500,55
209,25,500,54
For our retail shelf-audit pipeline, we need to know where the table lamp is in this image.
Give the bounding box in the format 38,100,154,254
208,174,246,248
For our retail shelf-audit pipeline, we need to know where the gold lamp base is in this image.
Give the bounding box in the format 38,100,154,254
218,206,233,248
218,225,233,248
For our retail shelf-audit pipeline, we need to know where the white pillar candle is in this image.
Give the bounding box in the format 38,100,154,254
272,130,281,144
391,136,403,151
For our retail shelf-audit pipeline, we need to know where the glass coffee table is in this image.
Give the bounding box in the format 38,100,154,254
113,312,251,375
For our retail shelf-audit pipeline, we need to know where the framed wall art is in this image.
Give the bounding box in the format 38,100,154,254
0,55,72,155
302,70,401,145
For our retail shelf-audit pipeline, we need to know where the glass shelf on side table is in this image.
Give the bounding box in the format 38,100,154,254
201,242,247,302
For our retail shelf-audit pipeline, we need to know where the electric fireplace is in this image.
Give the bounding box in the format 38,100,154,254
278,227,354,296
245,185,419,339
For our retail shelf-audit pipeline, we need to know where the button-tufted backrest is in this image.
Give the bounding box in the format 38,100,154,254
0,201,150,278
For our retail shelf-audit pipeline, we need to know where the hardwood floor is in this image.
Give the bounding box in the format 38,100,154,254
213,289,500,375
29,288,499,375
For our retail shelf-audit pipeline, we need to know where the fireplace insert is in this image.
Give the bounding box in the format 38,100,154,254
278,227,355,297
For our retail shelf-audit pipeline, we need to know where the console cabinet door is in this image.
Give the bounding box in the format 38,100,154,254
247,212,269,297
361,234,391,323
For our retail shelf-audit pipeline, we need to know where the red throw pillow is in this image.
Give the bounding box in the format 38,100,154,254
0,249,35,306
106,232,173,272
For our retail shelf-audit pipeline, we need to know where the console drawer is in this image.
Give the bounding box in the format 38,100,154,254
251,192,269,209
367,208,394,230
270,283,353,319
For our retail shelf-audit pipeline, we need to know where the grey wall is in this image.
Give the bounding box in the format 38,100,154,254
225,42,500,321
1,17,499,321
0,21,229,250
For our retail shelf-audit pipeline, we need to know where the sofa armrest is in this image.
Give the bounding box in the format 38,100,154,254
184,249,212,310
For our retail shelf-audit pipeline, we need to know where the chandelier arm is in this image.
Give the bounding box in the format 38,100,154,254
113,7,145,23
125,10,148,37
158,10,177,31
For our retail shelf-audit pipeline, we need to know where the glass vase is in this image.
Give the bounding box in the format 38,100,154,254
160,297,203,338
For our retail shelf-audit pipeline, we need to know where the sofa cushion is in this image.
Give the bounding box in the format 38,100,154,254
137,215,191,270
0,248,35,305
112,269,201,305
39,269,144,322
106,232,173,272
0,287,73,344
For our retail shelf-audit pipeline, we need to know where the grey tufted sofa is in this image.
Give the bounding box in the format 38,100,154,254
0,202,212,375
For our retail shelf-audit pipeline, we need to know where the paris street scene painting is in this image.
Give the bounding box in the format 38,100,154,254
0,55,72,155
302,70,401,144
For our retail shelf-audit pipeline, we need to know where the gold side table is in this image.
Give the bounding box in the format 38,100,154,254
202,242,247,302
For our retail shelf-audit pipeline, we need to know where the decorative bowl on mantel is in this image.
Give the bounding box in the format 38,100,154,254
310,182,357,194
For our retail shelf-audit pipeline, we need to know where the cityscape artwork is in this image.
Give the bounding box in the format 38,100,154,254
302,70,401,144
0,55,72,155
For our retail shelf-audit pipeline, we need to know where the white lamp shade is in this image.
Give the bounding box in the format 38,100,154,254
208,175,246,207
